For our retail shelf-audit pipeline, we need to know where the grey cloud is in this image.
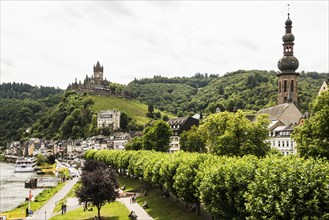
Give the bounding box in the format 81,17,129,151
234,37,260,52
98,1,135,18
1,58,14,67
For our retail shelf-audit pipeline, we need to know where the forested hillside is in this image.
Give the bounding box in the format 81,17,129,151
0,83,63,147
124,73,218,116
126,70,328,115
1,70,327,146
29,91,173,141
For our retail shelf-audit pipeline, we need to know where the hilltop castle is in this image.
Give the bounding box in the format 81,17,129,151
67,61,111,93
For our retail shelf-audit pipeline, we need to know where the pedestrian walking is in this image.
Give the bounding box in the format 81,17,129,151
63,203,67,213
61,203,64,214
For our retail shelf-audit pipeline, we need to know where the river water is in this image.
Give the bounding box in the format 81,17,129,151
0,162,44,213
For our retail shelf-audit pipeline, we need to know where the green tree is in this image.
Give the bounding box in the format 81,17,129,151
198,156,259,219
293,91,329,158
245,156,329,219
61,115,75,138
199,111,270,157
174,153,207,215
125,137,143,150
36,154,47,166
148,104,154,114
76,160,119,219
180,126,206,152
143,120,171,152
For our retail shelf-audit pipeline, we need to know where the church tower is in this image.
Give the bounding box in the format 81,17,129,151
277,12,299,106
93,61,104,85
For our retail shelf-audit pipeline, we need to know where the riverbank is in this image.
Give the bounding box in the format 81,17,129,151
1,180,67,219
0,162,45,212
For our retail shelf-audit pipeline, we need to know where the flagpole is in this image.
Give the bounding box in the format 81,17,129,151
28,190,32,215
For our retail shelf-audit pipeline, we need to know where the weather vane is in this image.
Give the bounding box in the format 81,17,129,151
287,4,290,16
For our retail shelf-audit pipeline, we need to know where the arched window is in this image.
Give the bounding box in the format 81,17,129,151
284,80,287,92
279,81,282,93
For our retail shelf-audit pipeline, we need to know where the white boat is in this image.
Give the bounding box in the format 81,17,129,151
14,157,37,172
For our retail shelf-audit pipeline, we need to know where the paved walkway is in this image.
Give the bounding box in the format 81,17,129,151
51,197,80,217
117,196,153,220
27,177,79,220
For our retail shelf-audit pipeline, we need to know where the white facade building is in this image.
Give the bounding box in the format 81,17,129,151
256,103,302,156
318,80,328,96
111,132,130,150
97,110,121,131
268,125,297,156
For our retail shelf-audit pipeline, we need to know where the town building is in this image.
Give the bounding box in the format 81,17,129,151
97,110,121,131
318,79,328,96
257,103,302,128
167,116,199,152
111,132,130,150
268,124,297,156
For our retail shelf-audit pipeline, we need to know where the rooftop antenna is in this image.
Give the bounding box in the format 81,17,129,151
287,4,290,17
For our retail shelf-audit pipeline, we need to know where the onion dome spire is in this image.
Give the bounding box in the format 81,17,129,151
276,5,300,107
277,7,299,74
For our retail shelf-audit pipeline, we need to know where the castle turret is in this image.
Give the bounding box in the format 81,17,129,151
277,12,300,106
93,61,104,85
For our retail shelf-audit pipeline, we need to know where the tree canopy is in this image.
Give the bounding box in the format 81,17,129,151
0,83,63,146
293,90,329,158
143,120,172,151
86,150,329,219
125,70,328,115
179,126,206,153
76,159,119,219
198,111,270,157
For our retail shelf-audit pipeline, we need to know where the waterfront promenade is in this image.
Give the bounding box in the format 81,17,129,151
25,177,153,220
27,178,79,220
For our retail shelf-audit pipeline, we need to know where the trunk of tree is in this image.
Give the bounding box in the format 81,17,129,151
97,205,101,219
195,201,201,215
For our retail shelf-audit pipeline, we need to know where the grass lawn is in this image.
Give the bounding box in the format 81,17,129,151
91,95,150,125
3,182,66,219
91,95,175,126
39,162,57,172
118,176,212,220
118,176,146,192
49,202,130,220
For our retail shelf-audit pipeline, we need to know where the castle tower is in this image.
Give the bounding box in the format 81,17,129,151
277,12,299,106
93,61,104,85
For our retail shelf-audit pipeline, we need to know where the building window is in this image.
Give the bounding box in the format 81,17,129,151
286,140,289,147
291,80,294,92
279,81,281,93
278,141,281,147
284,80,287,92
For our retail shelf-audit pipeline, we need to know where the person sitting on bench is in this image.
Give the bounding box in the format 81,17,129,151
142,201,149,209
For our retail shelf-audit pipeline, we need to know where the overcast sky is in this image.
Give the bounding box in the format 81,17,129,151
1,1,328,89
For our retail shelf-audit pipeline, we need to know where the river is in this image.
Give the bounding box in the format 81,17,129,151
0,162,44,213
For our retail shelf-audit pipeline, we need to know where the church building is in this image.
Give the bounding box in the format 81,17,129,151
257,12,302,156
